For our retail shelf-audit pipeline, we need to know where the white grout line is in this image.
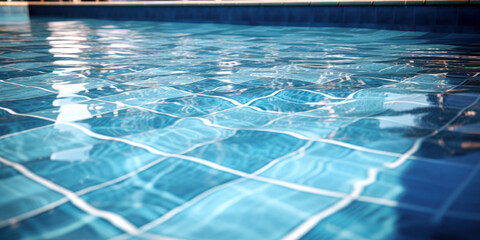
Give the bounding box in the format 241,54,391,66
0,156,141,235
92,93,473,172
1,73,477,235
0,105,427,230
0,94,470,216
0,96,157,141
94,99,182,119
297,89,347,100
253,141,313,175
0,131,239,229
0,198,69,228
281,95,480,240
384,100,432,106
0,124,54,140
93,86,461,165
173,88,286,114
49,90,415,161
0,88,474,224
0,80,58,94
246,127,405,158
114,141,315,239
2,77,468,131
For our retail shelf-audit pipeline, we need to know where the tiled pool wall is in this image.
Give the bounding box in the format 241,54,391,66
0,5,29,24
21,3,480,34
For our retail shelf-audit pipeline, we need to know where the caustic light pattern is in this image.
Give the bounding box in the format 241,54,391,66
0,18,480,240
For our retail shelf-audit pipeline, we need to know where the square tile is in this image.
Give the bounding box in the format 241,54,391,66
82,158,239,227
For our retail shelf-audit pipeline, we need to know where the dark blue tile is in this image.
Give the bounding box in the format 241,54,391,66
311,7,330,23
376,6,396,26
27,5,480,33
457,6,480,27
328,7,344,24
394,7,415,26
343,7,361,25
414,6,436,26
436,7,457,26
358,7,376,24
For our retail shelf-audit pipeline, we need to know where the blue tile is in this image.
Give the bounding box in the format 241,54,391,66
0,94,86,114
0,203,122,239
203,86,277,105
81,158,239,227
186,130,307,173
0,124,101,163
77,84,147,99
251,96,317,112
0,111,51,136
172,79,229,93
0,167,64,224
241,78,314,89
2,14,480,240
24,141,160,192
150,179,338,239
124,118,233,154
143,95,236,117
301,202,434,240
77,108,179,137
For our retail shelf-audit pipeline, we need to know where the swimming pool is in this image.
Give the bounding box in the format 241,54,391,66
0,17,479,239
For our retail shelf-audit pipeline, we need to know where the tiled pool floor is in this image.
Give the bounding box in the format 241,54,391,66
0,18,480,239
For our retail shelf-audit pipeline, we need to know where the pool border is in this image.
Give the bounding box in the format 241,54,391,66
2,2,480,34
15,0,480,7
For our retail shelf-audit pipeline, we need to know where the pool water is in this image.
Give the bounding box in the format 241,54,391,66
0,18,480,240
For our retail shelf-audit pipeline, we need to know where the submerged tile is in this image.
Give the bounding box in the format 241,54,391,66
0,203,122,239
148,180,339,239
81,158,239,227
186,130,307,173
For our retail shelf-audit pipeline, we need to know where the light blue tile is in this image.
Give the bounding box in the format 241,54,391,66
149,180,339,239
124,118,234,154
260,141,398,193
82,158,238,227
0,124,100,163
97,86,189,106
186,130,307,173
0,203,123,239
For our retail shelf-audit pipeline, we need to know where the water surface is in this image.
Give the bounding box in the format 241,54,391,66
0,18,480,239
